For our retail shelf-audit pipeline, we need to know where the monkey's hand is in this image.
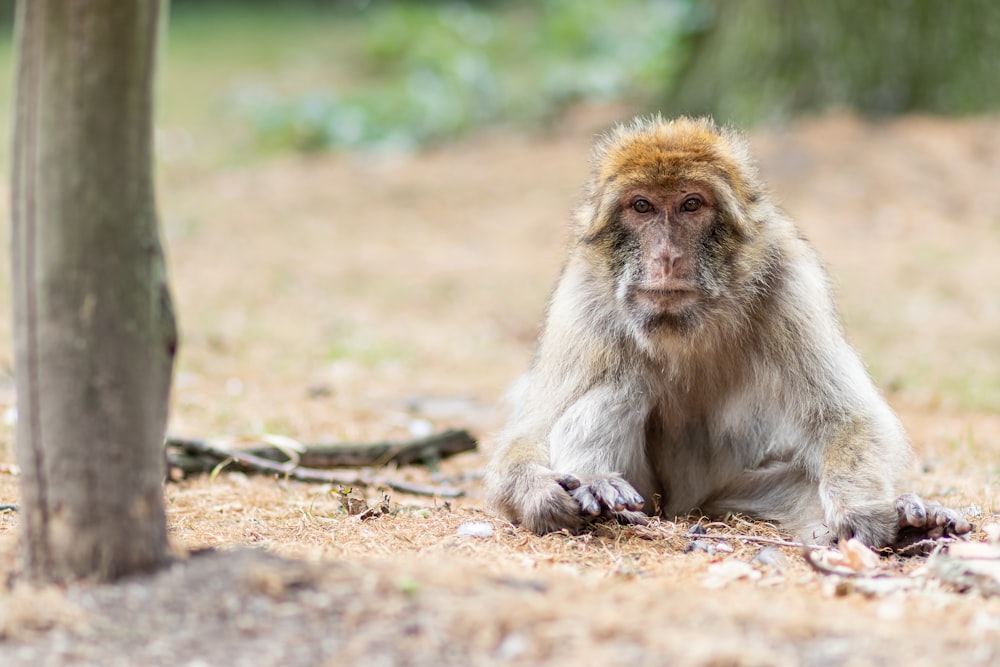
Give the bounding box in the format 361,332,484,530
823,500,898,548
565,474,646,525
515,472,645,534
894,492,972,544
511,472,588,534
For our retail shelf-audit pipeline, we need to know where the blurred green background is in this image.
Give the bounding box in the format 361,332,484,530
2,0,998,164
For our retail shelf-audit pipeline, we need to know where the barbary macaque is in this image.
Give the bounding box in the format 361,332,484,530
484,116,971,547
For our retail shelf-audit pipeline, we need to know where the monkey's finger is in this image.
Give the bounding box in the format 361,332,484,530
570,486,603,516
587,478,628,512
607,478,645,512
926,502,950,527
925,502,973,536
894,493,927,528
951,517,973,535
555,474,582,491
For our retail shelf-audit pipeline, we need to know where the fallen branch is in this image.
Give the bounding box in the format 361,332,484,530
167,429,476,473
166,435,469,498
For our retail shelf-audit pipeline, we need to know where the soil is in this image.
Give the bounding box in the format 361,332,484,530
1,111,1000,666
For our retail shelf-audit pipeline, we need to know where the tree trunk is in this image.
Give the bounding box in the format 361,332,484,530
667,0,1000,123
10,0,177,582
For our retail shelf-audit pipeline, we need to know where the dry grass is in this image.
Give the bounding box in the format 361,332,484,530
1,111,1000,665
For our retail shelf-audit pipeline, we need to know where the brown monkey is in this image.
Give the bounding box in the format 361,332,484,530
484,116,970,547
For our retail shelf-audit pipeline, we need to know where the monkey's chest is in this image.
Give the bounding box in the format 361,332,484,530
647,403,793,513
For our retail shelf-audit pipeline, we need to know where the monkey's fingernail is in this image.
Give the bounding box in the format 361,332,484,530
629,502,644,511
556,475,581,491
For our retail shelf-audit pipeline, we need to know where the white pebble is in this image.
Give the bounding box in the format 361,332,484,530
456,521,494,538
408,418,434,438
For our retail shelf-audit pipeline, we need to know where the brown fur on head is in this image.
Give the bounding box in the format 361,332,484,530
575,116,765,242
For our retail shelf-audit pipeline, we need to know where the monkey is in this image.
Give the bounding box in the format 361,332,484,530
484,116,971,548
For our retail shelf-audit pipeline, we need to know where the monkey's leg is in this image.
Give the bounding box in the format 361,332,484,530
701,463,831,542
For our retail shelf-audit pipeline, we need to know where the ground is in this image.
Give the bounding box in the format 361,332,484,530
1,111,1000,665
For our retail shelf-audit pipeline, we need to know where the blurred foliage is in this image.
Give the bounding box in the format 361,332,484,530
667,0,1000,123
5,0,997,158
217,0,686,153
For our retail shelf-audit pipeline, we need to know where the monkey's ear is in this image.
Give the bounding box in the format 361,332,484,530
570,189,622,244
570,199,598,239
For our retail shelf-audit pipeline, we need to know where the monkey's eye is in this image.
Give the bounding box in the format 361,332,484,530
631,198,654,214
680,196,703,212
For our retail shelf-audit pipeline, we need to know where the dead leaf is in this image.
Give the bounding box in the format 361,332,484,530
840,538,881,571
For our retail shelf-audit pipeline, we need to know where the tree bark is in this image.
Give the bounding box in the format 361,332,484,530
10,0,176,582
667,0,1000,122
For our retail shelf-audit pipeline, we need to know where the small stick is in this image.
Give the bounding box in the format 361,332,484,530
689,532,823,551
169,439,464,498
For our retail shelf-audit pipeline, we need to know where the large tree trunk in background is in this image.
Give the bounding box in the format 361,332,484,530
10,0,177,582
667,0,1000,123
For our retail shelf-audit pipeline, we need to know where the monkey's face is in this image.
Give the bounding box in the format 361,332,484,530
613,184,720,333
579,174,747,338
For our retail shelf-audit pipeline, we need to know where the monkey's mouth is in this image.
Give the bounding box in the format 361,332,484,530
633,288,699,311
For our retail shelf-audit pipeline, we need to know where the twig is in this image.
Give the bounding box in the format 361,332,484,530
690,532,823,551
166,429,476,473
167,438,464,498
894,537,949,558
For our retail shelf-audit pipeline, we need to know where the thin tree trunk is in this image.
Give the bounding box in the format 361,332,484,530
10,0,176,582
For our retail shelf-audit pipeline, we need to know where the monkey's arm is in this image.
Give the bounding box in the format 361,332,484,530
548,382,655,517
791,334,969,545
484,387,643,534
817,419,972,546
484,262,657,533
771,286,971,547
815,411,905,546
484,379,650,534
